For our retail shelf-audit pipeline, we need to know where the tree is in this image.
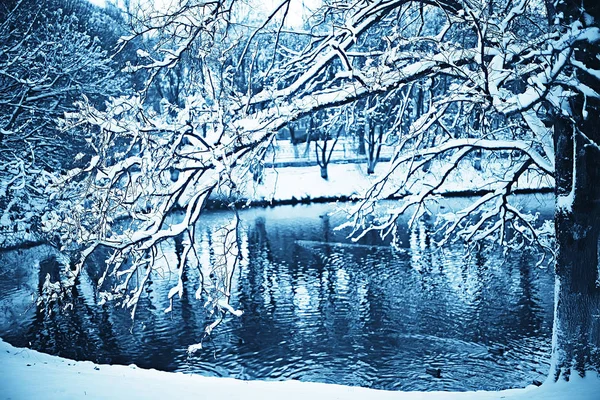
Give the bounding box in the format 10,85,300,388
550,0,600,381
54,0,599,378
0,0,126,244
312,109,345,179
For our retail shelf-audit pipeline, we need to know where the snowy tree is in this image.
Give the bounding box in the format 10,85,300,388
548,0,600,381
0,0,125,243
311,108,345,179
53,0,599,377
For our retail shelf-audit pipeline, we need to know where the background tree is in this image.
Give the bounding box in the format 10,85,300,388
0,0,127,244
312,109,344,179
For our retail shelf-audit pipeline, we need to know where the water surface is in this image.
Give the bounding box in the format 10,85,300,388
0,196,555,391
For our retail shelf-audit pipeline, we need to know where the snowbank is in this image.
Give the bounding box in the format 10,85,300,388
241,163,377,203
219,159,553,206
1,339,597,400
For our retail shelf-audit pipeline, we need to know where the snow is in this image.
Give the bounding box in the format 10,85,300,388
87,0,105,7
226,152,554,206
1,339,599,400
556,191,574,213
241,163,377,202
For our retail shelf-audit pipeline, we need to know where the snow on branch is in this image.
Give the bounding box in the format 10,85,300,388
41,0,576,324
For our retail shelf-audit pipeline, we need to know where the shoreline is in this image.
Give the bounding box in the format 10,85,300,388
206,186,555,210
1,160,554,250
1,338,598,400
0,163,554,248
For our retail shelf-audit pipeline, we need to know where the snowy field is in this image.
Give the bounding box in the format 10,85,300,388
1,339,598,400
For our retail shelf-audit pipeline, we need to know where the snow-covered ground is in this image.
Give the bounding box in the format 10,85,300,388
1,339,598,400
222,157,553,205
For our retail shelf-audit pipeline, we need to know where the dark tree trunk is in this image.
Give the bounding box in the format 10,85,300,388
317,139,329,180
366,117,374,174
289,126,300,158
357,130,366,155
551,0,600,380
303,117,314,158
320,165,328,180
365,118,383,175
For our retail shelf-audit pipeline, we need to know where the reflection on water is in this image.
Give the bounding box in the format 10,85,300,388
0,197,555,391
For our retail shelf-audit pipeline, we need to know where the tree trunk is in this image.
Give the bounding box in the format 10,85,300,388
551,0,600,380
289,126,300,158
358,125,366,155
320,165,328,180
367,160,375,175
366,118,374,174
552,194,600,380
367,163,375,175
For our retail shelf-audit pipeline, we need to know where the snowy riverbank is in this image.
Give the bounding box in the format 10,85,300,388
1,339,598,400
0,154,553,249
212,158,554,206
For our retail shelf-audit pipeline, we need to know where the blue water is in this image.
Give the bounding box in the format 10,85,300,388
0,196,555,391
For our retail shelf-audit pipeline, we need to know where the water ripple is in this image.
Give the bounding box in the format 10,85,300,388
0,200,555,391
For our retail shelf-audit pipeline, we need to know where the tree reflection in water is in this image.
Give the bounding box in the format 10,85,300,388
0,200,555,391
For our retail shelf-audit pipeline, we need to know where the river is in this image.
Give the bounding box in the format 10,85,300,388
0,196,555,391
